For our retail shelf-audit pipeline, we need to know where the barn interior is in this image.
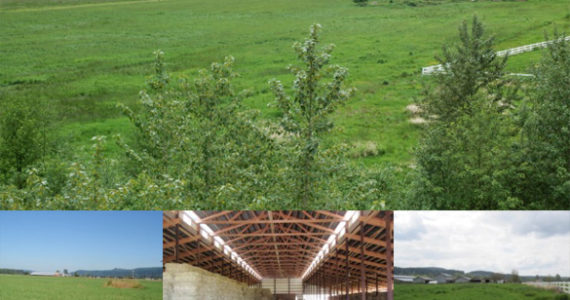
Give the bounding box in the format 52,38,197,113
163,211,393,300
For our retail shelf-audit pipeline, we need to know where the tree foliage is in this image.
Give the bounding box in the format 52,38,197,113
515,32,570,209
510,269,520,283
0,99,46,187
118,51,276,209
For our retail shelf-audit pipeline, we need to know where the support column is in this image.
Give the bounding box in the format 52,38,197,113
386,211,394,300
360,220,366,300
175,223,180,262
345,236,349,300
376,273,378,296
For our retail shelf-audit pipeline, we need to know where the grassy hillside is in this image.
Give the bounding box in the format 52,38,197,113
395,283,569,300
1,0,569,168
0,274,162,300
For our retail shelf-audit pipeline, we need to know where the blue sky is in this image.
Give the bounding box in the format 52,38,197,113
0,211,162,272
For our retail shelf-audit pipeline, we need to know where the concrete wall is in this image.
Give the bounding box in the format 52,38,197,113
163,263,272,300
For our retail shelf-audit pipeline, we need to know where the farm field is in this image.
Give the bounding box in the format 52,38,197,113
0,274,162,300
1,0,569,166
394,283,569,300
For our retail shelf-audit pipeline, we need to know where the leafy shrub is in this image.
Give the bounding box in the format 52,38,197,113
353,0,368,6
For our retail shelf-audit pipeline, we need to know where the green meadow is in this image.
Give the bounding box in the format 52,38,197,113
1,0,569,166
0,274,162,300
395,283,569,300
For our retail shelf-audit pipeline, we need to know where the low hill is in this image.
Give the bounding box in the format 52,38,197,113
396,267,568,282
74,267,162,279
395,267,465,277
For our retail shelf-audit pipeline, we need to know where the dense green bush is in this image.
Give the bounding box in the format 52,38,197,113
514,32,570,209
0,99,43,187
353,0,368,6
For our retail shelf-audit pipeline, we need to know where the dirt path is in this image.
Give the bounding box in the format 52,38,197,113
1,0,166,13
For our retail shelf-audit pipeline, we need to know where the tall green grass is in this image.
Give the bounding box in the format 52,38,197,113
1,0,569,167
395,283,569,300
0,274,161,300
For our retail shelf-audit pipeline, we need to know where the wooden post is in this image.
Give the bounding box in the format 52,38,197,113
360,220,366,300
376,273,378,296
175,211,180,262
346,235,349,300
386,212,393,300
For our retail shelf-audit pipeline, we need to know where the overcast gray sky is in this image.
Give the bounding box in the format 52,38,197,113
395,211,570,276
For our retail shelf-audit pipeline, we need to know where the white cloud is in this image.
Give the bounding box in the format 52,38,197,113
395,211,570,276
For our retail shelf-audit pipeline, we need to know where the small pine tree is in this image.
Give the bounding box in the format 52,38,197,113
413,16,519,209
420,15,510,123
269,24,355,207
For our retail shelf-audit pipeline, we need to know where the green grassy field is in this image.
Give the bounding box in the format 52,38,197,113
1,0,569,167
394,283,568,300
0,274,162,300
395,283,569,300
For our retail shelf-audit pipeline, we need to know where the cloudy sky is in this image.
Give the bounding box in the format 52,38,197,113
395,211,570,276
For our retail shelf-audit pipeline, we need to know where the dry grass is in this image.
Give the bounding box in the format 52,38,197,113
103,279,143,289
349,141,385,158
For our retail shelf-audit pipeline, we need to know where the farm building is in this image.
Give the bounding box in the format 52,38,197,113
413,276,433,284
435,274,455,284
30,271,61,277
470,277,491,283
163,211,393,300
455,276,471,283
394,275,414,283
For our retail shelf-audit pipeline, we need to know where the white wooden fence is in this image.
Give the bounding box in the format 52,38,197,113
422,36,570,75
524,281,570,294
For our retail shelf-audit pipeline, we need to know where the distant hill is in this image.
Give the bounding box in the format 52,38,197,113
395,267,465,277
74,267,162,279
396,267,568,282
466,270,496,277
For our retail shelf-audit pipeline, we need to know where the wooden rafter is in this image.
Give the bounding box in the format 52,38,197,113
163,210,393,296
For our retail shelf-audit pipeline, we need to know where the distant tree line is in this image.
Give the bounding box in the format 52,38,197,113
0,268,30,275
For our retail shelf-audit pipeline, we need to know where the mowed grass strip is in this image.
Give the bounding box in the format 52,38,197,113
395,283,568,300
0,0,165,12
0,274,161,300
1,0,569,166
